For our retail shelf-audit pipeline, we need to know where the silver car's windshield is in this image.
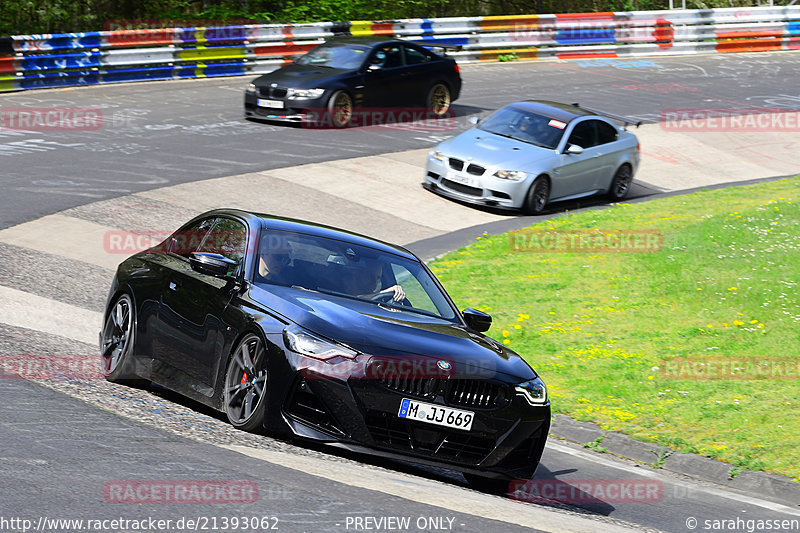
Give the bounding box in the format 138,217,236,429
479,107,567,150
294,44,370,69
256,230,458,321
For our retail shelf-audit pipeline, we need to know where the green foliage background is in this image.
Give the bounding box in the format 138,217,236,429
0,0,787,37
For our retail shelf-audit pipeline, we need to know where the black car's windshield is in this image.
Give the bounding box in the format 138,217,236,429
294,43,371,70
255,229,458,321
479,107,567,149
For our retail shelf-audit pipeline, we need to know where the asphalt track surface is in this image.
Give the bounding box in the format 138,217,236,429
1,52,800,532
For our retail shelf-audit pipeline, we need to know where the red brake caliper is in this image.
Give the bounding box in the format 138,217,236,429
241,372,247,384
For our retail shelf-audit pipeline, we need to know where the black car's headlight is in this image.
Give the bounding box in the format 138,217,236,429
494,170,528,181
287,88,325,99
283,326,358,361
246,83,257,94
515,376,548,405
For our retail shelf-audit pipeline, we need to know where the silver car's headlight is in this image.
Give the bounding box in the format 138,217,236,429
494,170,528,181
430,150,445,161
283,326,358,361
246,83,257,94
515,376,548,405
287,88,326,99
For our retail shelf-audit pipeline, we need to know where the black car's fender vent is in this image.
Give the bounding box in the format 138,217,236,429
441,179,482,197
285,378,345,437
446,380,509,409
364,411,495,465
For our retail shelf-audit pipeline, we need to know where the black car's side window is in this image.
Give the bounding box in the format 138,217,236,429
567,121,599,149
169,217,216,258
197,217,247,269
404,46,432,65
370,45,404,69
596,120,619,145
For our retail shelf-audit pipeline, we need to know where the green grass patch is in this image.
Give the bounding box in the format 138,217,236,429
431,177,800,481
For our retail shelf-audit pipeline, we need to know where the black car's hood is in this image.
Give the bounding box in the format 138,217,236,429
254,63,352,89
249,284,536,380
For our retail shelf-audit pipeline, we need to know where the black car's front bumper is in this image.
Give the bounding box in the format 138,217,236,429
244,90,328,123
279,355,550,480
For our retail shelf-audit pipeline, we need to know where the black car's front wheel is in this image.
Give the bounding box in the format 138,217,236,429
608,164,633,201
224,333,269,432
427,83,451,116
101,293,146,385
327,90,353,128
522,176,550,215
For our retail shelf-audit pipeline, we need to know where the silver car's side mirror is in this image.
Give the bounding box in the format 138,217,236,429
565,144,584,155
468,116,480,125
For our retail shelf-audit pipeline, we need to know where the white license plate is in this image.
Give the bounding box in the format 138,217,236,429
257,98,284,109
446,172,479,188
398,398,474,431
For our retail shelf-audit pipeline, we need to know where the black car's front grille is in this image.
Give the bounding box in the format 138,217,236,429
466,163,486,176
364,411,496,465
377,374,441,400
441,178,482,196
447,380,509,409
258,86,287,98
448,158,464,171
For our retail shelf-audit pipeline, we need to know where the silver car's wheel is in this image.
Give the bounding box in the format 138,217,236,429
608,164,633,201
327,91,353,128
427,83,451,116
522,177,550,215
224,333,269,432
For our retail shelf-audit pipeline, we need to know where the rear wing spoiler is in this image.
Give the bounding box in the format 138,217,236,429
413,41,463,54
571,103,642,130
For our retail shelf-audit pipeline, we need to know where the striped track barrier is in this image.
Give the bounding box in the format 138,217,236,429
1,6,798,92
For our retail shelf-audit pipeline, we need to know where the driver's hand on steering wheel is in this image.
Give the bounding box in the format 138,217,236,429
378,284,405,302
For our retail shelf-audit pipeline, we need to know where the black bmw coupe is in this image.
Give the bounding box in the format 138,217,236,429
244,37,462,127
100,210,549,490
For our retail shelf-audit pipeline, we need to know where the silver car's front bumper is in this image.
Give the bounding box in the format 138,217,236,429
424,153,532,210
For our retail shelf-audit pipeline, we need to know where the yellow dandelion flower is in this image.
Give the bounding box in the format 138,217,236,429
502,330,510,337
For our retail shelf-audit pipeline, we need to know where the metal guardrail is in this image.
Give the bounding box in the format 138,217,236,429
1,6,799,92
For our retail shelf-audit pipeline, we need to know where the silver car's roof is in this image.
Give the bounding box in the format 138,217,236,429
512,100,594,123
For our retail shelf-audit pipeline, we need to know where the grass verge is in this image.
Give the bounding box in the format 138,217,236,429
430,177,800,481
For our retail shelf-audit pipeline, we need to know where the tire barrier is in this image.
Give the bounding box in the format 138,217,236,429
1,6,798,92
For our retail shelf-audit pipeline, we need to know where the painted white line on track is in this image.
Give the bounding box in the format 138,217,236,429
548,442,800,516
0,286,101,346
224,444,641,533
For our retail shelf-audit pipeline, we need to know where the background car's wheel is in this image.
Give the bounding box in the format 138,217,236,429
608,164,633,201
101,293,147,385
427,83,451,116
224,333,269,432
327,90,353,128
522,176,550,215
463,473,512,495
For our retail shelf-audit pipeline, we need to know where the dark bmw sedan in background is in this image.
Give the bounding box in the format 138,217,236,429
244,37,462,127
100,210,548,492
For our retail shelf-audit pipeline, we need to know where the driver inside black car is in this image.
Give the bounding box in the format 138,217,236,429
351,259,406,303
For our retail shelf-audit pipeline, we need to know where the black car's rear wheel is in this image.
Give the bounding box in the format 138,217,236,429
427,83,451,116
327,90,353,128
608,164,633,201
522,176,550,215
224,333,269,432
101,293,146,384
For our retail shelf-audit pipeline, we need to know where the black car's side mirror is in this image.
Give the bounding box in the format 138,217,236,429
366,64,382,72
462,308,492,332
189,252,238,278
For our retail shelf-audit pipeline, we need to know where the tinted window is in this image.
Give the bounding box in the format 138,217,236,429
369,45,403,69
197,217,247,267
255,230,457,321
169,217,216,258
295,43,370,69
479,107,566,150
597,120,619,144
404,46,432,65
567,121,599,149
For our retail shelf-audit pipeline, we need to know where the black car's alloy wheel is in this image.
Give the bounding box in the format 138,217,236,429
101,293,142,383
427,83,451,116
523,176,550,215
327,90,353,128
608,164,633,201
224,333,269,432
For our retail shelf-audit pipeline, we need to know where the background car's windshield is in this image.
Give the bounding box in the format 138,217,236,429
295,44,370,69
479,107,566,149
256,229,457,320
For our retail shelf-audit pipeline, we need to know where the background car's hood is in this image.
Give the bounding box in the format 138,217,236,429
438,128,555,169
254,63,349,89
250,285,536,380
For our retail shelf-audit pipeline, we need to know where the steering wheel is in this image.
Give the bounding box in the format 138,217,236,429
371,291,412,307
